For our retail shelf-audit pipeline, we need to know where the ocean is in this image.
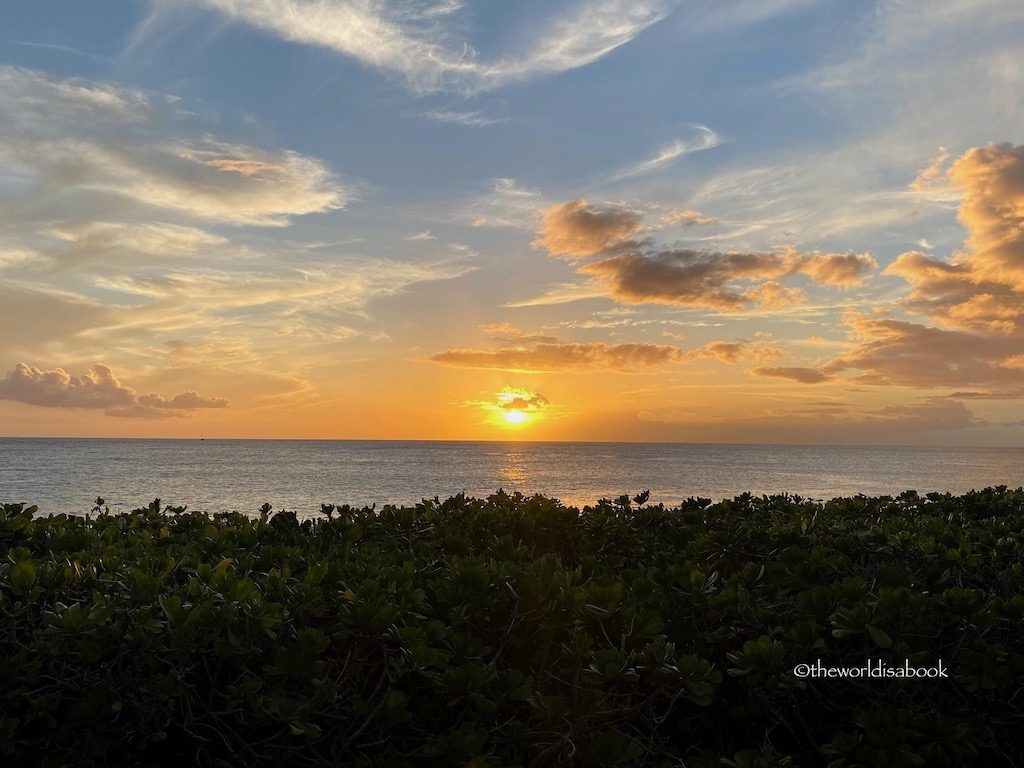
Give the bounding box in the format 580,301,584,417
2,438,1023,516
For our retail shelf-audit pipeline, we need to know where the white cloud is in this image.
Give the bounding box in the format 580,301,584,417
468,178,548,229
175,0,675,94
612,125,722,180
420,108,507,127
0,67,350,231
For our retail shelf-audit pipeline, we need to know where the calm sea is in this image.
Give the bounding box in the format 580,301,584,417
1,438,1022,516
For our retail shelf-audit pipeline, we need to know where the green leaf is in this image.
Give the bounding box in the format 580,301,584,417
10,560,37,593
867,625,893,649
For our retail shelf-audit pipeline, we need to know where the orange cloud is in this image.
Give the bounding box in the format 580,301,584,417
695,341,745,363
795,251,880,286
950,142,1024,288
532,199,643,259
909,147,950,192
829,143,1024,392
478,322,559,345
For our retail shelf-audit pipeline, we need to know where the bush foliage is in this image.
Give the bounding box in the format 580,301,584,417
3,488,1024,766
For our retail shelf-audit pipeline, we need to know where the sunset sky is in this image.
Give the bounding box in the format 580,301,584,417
2,0,1023,443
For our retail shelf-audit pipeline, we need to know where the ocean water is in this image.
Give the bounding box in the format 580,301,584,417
1,438,1022,516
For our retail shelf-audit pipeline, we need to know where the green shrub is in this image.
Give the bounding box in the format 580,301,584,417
2,488,1023,766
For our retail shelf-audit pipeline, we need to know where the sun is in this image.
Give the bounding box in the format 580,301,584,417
503,409,528,425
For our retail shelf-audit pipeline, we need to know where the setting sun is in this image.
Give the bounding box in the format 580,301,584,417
503,409,528,425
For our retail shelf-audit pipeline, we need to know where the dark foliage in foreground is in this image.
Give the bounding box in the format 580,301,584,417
3,489,1024,767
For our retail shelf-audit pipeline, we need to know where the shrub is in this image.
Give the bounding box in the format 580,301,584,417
2,488,1023,766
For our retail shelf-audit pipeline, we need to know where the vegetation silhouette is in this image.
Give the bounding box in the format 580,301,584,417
2,487,1023,766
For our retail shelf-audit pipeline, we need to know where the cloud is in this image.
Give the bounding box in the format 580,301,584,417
0,362,228,418
179,0,674,94
695,341,745,363
104,404,190,420
752,366,831,384
635,395,978,444
864,398,977,431
910,146,950,192
405,229,436,241
138,391,229,409
0,284,116,351
81,252,477,359
9,138,346,228
0,67,478,372
884,250,1024,334
532,199,643,259
431,335,762,373
479,323,559,345
822,314,1022,389
578,247,874,311
949,142,1024,289
469,178,547,229
0,66,349,229
505,282,610,308
528,199,876,310
612,125,722,180
825,143,1024,392
430,341,688,372
0,65,153,134
420,109,507,127
463,387,552,424
40,221,230,269
498,389,549,411
796,251,880,286
660,209,718,227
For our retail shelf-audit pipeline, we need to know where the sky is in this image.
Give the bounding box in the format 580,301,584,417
1,0,1023,444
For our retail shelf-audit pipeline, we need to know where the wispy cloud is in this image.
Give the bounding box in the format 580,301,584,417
0,67,350,228
468,178,548,229
612,125,722,180
172,0,675,94
420,108,507,127
405,229,436,241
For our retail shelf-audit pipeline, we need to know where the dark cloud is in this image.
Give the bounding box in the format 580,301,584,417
579,248,874,311
431,341,688,372
752,366,832,384
500,393,549,411
431,336,765,373
530,199,876,311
